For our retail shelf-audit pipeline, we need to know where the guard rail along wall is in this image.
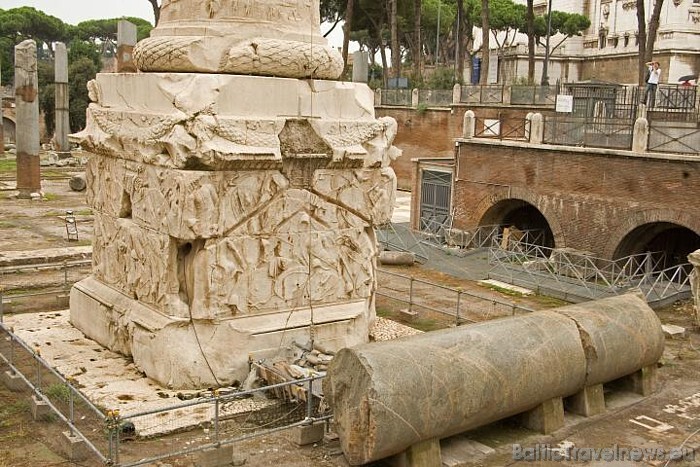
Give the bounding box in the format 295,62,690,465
324,292,664,465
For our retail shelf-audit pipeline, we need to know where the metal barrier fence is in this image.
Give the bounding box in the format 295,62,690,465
487,237,693,304
417,89,453,107
648,120,700,155
0,322,110,464
376,268,535,326
0,259,91,314
543,116,634,150
474,116,530,141
510,85,558,106
381,88,413,106
460,85,504,104
0,318,330,466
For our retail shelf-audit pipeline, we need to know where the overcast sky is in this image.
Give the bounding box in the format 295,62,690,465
2,0,346,47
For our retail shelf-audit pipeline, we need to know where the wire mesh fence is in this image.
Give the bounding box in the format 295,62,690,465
381,88,413,106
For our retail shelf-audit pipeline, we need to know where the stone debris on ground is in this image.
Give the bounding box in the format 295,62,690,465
371,316,423,341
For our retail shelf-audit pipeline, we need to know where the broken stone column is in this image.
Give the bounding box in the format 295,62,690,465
632,117,649,153
690,250,700,326
352,51,369,83
116,20,138,73
325,293,664,465
54,42,70,156
71,0,400,389
14,40,41,198
0,61,4,157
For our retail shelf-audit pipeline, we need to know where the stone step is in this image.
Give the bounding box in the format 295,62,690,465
0,246,92,268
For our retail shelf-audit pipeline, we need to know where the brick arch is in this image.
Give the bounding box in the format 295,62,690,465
603,209,700,260
472,187,566,248
2,115,16,143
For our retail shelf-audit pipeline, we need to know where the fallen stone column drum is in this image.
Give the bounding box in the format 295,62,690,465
325,293,664,465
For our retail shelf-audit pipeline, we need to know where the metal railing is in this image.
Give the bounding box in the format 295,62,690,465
381,88,413,106
0,322,110,464
488,236,693,304
377,268,535,326
460,85,504,104
474,116,530,141
648,120,700,155
543,115,634,150
510,85,558,106
0,319,330,466
417,89,453,107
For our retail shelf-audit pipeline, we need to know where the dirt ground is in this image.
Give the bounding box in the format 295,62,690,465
1,158,700,466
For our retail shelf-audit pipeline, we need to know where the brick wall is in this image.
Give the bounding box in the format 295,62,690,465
377,106,533,190
452,140,700,259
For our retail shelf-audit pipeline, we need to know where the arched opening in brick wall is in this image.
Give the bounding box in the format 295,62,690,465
479,199,555,249
613,223,700,270
2,116,15,143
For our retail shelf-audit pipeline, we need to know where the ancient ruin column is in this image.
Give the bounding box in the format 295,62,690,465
71,0,400,389
690,250,700,326
54,42,70,156
14,40,41,198
0,59,5,157
116,20,137,73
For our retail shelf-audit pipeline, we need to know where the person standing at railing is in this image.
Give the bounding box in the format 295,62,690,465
642,61,661,107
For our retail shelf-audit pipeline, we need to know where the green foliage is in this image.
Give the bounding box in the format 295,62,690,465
68,57,98,132
426,66,457,89
68,39,101,71
45,383,71,403
40,83,56,137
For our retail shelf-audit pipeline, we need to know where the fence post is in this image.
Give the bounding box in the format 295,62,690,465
452,83,462,104
35,348,42,395
409,278,414,313
68,380,75,436
8,332,14,374
463,110,476,138
306,378,314,421
64,260,69,289
214,390,220,444
632,117,649,153
0,288,3,323
455,291,461,326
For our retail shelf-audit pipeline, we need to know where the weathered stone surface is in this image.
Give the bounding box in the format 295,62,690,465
325,293,664,465
690,250,700,326
117,20,138,73
14,40,41,197
54,42,70,153
69,174,86,191
71,0,399,390
76,74,398,170
133,0,343,79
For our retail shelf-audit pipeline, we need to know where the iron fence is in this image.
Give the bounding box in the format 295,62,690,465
510,85,558,106
651,85,700,121
377,268,535,326
460,85,505,104
0,318,331,466
543,115,634,149
0,322,110,464
417,89,453,107
648,120,700,155
474,116,530,141
488,236,692,305
381,88,413,106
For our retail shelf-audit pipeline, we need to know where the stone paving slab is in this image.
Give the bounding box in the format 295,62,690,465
0,246,92,267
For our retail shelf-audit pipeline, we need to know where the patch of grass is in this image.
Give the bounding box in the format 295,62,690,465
42,193,60,201
75,209,93,216
530,294,569,308
0,399,30,419
44,383,71,403
484,284,528,297
409,317,443,332
0,221,18,229
0,159,16,173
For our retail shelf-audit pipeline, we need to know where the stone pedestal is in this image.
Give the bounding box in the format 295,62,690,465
1,370,25,392
60,431,90,462
566,384,605,417
31,394,52,421
520,397,565,434
116,20,138,73
290,422,326,446
621,365,658,397
71,73,399,389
